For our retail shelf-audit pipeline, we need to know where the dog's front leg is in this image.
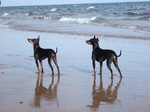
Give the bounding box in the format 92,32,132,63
92,60,96,75
39,60,44,73
92,54,96,75
35,59,40,72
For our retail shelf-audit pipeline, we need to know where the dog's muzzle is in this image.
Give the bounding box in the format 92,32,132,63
86,40,91,45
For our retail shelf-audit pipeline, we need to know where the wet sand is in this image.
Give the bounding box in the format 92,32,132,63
0,28,150,112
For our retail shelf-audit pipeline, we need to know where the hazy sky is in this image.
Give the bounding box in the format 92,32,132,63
1,0,149,6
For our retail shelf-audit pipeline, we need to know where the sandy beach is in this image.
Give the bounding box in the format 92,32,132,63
0,28,150,112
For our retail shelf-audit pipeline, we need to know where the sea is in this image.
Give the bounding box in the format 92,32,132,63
0,2,150,40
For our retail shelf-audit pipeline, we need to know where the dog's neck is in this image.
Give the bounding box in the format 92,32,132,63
92,42,100,50
33,43,40,52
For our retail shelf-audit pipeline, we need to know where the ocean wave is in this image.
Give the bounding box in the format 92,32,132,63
125,12,150,17
0,2,150,40
34,15,52,20
50,8,57,12
25,12,33,16
87,6,95,10
125,7,146,12
73,5,77,7
138,16,150,21
0,24,9,28
125,12,141,17
3,13,10,16
137,30,150,34
59,17,97,24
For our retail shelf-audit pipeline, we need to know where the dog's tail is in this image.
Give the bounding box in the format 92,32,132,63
55,47,58,54
117,50,122,57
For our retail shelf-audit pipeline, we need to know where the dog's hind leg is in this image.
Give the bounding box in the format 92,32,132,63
113,57,122,78
52,56,60,74
100,62,103,77
48,58,54,75
106,57,114,78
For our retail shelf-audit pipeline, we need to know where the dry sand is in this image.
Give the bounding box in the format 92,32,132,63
0,28,150,112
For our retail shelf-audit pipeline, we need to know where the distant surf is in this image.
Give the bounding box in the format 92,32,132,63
0,2,150,40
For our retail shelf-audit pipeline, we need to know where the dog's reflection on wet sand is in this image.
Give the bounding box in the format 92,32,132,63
88,76,122,109
32,73,60,108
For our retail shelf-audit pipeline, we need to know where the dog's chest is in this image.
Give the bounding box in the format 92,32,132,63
92,51,105,62
34,53,39,59
34,48,47,60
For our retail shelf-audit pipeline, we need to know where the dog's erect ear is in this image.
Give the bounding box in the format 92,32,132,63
97,37,99,42
37,35,40,41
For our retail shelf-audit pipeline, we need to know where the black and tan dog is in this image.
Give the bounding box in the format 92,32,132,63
27,36,60,75
86,36,122,78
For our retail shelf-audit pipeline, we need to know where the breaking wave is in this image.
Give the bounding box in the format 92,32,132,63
50,8,57,12
3,13,10,16
34,15,52,20
25,12,33,16
59,17,97,24
87,6,95,10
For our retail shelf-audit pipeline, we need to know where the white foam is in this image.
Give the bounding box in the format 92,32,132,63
129,26,136,29
37,16,52,20
73,5,77,7
87,6,95,10
50,8,57,12
0,24,9,28
3,13,10,16
59,17,97,24
137,30,150,34
25,12,33,16
25,13,30,16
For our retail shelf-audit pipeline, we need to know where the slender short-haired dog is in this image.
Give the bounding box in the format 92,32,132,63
86,36,122,78
27,36,60,75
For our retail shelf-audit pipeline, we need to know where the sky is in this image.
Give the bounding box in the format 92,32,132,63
0,0,149,6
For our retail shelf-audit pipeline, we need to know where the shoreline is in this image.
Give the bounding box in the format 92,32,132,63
0,28,150,112
2,27,150,41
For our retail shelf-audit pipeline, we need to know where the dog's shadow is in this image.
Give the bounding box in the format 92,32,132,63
87,76,122,109
32,73,60,108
